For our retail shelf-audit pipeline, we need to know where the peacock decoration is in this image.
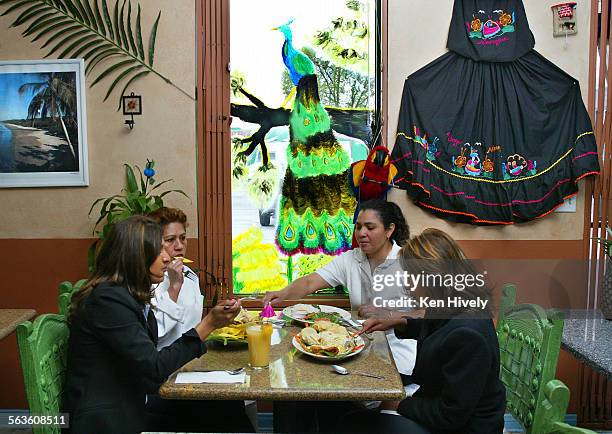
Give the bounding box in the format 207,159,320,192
273,19,356,257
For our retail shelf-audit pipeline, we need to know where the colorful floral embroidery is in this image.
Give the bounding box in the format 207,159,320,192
468,9,515,40
502,153,537,180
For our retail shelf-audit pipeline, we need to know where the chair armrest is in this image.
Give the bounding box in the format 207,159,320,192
544,380,597,434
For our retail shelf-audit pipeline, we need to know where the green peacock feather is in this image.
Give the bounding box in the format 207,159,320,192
0,0,189,108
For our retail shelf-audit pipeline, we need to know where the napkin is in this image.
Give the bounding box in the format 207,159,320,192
175,371,246,384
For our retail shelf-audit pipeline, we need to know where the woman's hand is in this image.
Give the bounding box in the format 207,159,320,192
166,259,185,302
195,299,242,340
262,289,287,307
208,299,241,328
361,316,407,333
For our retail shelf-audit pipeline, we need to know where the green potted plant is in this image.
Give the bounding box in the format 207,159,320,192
88,159,188,270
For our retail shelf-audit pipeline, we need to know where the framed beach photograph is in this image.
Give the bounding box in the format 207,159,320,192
0,59,88,187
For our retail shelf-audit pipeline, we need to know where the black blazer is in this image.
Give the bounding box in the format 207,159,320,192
62,283,206,434
394,314,506,434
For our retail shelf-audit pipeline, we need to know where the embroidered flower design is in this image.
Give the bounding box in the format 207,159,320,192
499,11,513,26
471,17,483,32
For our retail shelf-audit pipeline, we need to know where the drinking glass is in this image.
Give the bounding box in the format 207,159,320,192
246,323,272,369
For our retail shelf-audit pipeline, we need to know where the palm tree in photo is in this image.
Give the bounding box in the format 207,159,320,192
18,72,77,159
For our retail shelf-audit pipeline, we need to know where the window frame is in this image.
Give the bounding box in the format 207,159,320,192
196,0,388,307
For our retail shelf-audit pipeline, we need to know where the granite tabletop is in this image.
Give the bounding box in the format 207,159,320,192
159,325,406,401
0,309,36,340
561,310,612,379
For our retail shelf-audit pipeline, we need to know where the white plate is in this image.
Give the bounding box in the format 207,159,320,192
291,336,365,361
282,304,352,324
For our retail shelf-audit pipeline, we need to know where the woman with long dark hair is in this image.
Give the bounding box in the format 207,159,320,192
62,216,244,434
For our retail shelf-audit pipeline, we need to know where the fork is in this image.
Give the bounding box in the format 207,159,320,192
238,296,258,301
340,319,373,340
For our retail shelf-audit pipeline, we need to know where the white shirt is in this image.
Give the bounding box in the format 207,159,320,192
151,267,204,349
316,242,417,375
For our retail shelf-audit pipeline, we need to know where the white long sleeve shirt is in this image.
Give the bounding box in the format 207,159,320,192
151,267,204,349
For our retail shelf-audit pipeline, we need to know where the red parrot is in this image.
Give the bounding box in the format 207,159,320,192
348,146,398,246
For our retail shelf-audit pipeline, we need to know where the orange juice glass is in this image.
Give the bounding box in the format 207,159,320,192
246,323,273,369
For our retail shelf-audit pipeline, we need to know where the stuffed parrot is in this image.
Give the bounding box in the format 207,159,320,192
349,145,398,247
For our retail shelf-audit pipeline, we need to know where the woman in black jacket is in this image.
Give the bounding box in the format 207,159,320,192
62,215,245,434
353,228,506,434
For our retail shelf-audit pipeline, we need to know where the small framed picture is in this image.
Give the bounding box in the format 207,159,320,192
0,59,89,188
122,93,142,115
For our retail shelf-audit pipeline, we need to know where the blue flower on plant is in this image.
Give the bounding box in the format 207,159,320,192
144,159,155,178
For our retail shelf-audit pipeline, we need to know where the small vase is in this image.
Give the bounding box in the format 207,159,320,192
602,258,612,320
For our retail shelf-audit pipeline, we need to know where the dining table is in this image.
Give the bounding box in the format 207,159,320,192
0,309,36,340
561,309,612,380
159,323,406,432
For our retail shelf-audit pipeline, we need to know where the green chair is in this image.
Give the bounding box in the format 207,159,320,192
497,284,595,434
58,279,86,316
16,314,69,434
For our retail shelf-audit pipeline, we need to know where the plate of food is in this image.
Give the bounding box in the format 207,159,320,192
283,304,352,324
207,309,259,346
292,320,365,361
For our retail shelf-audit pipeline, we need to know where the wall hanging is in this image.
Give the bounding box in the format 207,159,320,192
390,0,599,225
0,58,88,187
552,2,578,37
122,91,141,129
0,0,191,108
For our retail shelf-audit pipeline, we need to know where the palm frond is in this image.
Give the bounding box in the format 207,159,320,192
100,0,113,40
148,10,160,66
85,47,120,74
0,0,183,107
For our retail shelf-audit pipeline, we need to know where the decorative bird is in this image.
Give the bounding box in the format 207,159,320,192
272,18,355,261
273,18,316,108
273,18,315,86
349,146,398,202
349,145,397,247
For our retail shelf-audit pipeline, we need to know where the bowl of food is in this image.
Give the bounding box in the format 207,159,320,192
292,320,365,360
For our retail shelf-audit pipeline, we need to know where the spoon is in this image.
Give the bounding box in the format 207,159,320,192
331,365,385,380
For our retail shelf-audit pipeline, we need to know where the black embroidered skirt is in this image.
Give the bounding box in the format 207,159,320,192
391,50,599,224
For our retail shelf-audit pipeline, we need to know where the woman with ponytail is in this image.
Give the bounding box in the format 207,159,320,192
263,198,416,377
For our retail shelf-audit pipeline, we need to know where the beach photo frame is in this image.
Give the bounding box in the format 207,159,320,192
0,59,88,187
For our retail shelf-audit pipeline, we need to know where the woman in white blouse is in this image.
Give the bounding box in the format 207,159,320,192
146,207,252,432
148,207,204,349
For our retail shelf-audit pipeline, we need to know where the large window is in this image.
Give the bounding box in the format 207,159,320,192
229,0,381,295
